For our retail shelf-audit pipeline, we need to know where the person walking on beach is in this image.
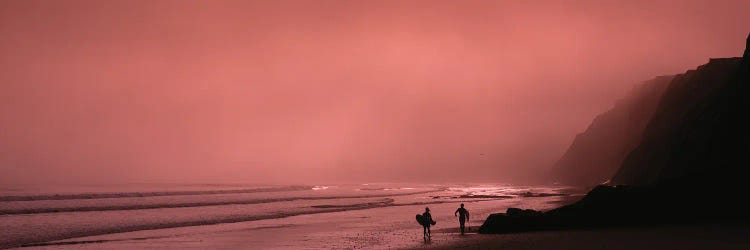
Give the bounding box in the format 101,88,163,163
455,203,470,234
421,207,434,239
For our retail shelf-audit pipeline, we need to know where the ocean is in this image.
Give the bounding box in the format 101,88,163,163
0,183,579,249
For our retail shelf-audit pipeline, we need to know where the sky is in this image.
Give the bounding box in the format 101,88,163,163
1,0,749,185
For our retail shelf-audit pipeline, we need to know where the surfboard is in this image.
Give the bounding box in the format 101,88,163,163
416,214,436,226
416,214,426,226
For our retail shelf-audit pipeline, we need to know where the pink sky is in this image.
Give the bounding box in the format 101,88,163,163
1,0,749,185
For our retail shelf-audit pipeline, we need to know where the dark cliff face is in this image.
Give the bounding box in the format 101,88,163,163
552,76,673,187
481,34,750,234
612,54,749,186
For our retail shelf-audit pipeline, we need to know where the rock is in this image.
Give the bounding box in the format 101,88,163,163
506,208,542,217
479,208,545,233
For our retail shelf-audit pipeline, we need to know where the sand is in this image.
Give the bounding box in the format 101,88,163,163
432,224,750,250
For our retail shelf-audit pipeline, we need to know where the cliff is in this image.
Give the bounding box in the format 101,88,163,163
481,33,750,233
552,76,673,187
612,55,748,186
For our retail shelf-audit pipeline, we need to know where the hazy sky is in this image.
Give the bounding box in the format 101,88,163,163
1,0,749,185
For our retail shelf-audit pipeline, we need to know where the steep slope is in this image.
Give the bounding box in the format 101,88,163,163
612,41,750,186
552,76,673,186
481,33,750,233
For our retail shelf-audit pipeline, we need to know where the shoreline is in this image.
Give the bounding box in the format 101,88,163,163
16,196,570,249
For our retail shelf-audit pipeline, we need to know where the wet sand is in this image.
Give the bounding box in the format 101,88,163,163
432,224,750,250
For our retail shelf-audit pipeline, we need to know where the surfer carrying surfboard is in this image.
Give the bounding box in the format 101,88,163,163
416,207,435,239
455,203,470,234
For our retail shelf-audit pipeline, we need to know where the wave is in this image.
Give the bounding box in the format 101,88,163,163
8,197,489,249
311,198,394,208
358,187,415,191
0,189,442,215
457,194,515,199
0,186,314,202
7,213,322,248
311,186,334,190
2,189,527,248
4,198,410,249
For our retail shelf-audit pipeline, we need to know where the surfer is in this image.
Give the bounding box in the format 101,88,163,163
421,207,434,239
454,203,470,234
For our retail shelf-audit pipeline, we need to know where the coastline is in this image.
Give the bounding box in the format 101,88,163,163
16,195,573,249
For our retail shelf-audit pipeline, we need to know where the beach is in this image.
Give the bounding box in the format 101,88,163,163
0,183,575,249
5,184,750,250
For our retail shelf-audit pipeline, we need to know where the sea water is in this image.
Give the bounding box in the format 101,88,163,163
0,183,579,249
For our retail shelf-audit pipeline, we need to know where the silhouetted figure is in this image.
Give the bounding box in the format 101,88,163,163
455,203,470,234
421,207,434,239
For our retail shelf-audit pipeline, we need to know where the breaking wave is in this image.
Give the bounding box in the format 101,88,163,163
0,186,314,202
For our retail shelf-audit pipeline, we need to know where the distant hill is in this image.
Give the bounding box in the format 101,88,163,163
552,75,673,187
